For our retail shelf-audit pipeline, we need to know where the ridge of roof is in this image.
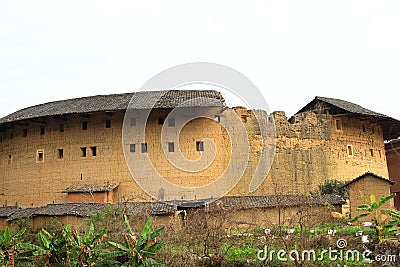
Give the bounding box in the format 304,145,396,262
0,90,226,126
343,171,396,187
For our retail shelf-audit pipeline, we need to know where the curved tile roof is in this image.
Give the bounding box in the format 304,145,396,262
0,90,225,126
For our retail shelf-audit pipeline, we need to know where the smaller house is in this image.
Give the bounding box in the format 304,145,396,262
385,138,400,209
63,183,119,203
344,172,396,221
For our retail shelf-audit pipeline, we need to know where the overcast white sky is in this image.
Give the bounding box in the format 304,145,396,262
0,1,399,119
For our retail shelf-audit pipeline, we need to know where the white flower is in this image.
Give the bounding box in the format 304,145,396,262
327,229,336,235
361,222,373,227
361,235,369,243
287,228,295,234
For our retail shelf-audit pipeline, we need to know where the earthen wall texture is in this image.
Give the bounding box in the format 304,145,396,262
348,175,394,221
0,107,388,207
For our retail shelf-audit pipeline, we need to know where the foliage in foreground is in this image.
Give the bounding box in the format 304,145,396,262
0,214,165,267
108,215,166,267
350,192,399,243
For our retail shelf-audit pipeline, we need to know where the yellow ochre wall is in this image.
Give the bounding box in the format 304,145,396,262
0,107,389,208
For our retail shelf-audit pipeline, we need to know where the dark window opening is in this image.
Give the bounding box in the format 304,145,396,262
8,155,12,164
40,127,45,135
130,118,136,126
81,147,87,157
371,127,375,134
130,144,136,152
23,129,28,137
335,119,342,131
58,149,64,159
90,146,97,157
362,124,366,132
215,115,220,123
168,118,175,127
168,142,174,152
37,150,44,162
196,141,204,152
60,124,65,132
158,117,165,125
106,120,111,128
9,132,13,139
241,115,247,123
141,143,147,153
347,145,353,157
370,149,374,157
82,122,88,130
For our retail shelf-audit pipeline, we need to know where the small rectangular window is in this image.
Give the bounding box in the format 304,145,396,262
141,143,147,153
196,141,204,152
362,124,366,132
370,149,374,157
347,145,353,157
82,122,88,131
105,120,111,128
378,150,381,158
80,147,87,157
214,115,220,123
130,118,136,126
241,115,247,123
168,118,175,127
168,142,174,152
335,119,342,131
36,150,44,163
58,149,64,159
8,155,12,164
130,144,136,152
371,127,375,134
23,129,28,137
90,146,97,157
60,124,65,132
40,127,45,135
9,132,13,139
158,117,165,125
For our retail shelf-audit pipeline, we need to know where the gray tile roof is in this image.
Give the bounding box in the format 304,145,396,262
0,90,225,126
63,183,119,193
385,138,400,150
0,206,20,217
343,171,395,187
208,194,345,211
5,194,345,221
294,96,400,140
6,202,177,221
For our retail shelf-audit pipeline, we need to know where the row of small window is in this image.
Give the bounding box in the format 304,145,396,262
335,119,380,135
346,145,381,158
129,116,221,127
3,120,112,140
35,147,97,163
129,141,205,153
